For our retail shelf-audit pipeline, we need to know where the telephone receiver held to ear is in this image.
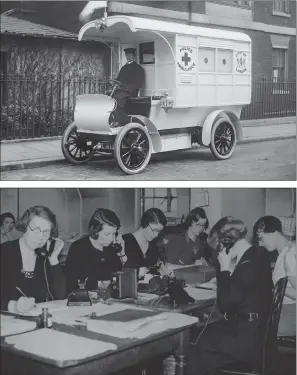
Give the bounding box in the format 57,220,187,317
35,239,56,258
220,238,234,255
110,231,123,253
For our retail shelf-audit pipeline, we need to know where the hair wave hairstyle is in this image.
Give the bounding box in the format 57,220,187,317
184,207,209,231
140,208,167,229
209,216,247,249
0,212,15,227
16,206,58,237
88,208,120,240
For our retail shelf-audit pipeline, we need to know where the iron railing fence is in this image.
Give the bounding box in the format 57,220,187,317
241,80,296,120
1,75,108,140
0,75,296,140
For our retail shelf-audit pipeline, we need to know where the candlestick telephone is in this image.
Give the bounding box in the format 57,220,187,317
67,277,92,306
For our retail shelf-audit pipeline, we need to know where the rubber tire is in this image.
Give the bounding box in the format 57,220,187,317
61,122,94,165
114,123,152,175
210,117,237,160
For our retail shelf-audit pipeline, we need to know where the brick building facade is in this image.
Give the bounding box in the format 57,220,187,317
108,0,296,82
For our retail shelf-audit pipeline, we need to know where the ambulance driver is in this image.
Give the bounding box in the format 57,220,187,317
110,47,145,127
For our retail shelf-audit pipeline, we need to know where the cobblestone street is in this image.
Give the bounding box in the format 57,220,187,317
1,139,295,181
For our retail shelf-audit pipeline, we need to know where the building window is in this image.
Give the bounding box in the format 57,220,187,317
140,188,179,226
209,0,252,9
139,42,155,65
272,48,287,82
273,0,290,14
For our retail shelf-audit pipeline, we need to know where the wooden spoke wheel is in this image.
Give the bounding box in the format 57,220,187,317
114,123,152,174
210,118,236,160
61,122,94,164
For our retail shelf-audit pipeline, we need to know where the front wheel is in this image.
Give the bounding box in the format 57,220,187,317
114,123,152,174
61,122,94,165
210,118,236,160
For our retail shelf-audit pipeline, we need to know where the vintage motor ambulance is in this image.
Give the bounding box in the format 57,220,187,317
61,15,251,174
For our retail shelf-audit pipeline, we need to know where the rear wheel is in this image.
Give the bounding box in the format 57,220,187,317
210,118,236,160
114,123,152,174
61,122,94,164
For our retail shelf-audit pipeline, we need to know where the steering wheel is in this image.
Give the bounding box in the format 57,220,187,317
108,79,128,91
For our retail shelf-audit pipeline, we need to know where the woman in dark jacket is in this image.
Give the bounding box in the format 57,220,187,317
190,216,273,375
123,208,167,277
0,206,66,311
65,208,125,293
165,207,213,265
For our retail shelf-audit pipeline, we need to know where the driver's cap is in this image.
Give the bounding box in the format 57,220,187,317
124,48,137,54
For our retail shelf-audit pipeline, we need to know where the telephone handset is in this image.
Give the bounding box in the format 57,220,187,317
110,242,122,253
35,239,56,258
199,232,208,242
110,231,123,254
220,238,235,255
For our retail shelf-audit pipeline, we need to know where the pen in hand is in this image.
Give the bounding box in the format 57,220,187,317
16,287,28,297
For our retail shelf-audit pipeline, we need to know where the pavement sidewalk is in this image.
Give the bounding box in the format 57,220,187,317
1,119,296,172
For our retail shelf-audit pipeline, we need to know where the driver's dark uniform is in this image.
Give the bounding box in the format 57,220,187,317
112,60,145,125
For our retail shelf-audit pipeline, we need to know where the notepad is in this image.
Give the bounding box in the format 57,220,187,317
5,329,117,364
1,315,37,337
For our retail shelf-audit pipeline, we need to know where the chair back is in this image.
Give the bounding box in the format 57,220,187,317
262,276,288,375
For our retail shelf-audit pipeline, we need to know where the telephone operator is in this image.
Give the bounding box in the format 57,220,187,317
190,216,273,375
65,208,126,294
0,206,66,311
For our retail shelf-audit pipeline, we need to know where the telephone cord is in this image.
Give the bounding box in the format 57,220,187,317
190,297,217,346
44,259,54,301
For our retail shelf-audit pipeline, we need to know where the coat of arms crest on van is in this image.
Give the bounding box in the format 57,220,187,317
236,51,247,73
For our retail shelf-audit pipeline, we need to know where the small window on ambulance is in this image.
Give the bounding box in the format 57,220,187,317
198,48,215,72
217,49,233,73
139,42,155,65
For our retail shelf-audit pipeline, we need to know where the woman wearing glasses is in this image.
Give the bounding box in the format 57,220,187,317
123,208,167,278
0,206,66,311
165,207,211,265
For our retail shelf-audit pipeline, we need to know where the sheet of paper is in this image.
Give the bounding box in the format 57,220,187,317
5,329,117,363
87,312,197,339
7,300,70,317
196,278,217,291
137,292,159,301
185,286,216,301
165,263,197,271
50,302,151,325
1,315,37,337
138,273,154,284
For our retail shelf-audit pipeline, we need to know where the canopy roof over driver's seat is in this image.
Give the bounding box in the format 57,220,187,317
78,15,251,43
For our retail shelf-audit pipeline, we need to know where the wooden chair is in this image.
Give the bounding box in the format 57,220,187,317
215,277,288,375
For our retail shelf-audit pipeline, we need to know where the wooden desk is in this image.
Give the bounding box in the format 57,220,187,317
1,308,197,375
